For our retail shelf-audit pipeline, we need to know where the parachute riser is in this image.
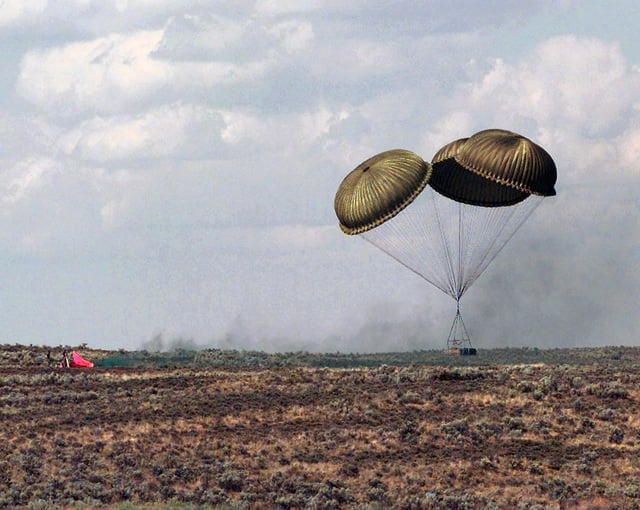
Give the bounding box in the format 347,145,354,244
446,304,473,351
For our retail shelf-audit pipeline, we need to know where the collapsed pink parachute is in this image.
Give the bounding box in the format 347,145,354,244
71,351,94,368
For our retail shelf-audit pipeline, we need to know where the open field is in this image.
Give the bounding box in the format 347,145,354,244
1,345,640,509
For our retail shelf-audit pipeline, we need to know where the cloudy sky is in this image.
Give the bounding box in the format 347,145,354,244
1,0,638,352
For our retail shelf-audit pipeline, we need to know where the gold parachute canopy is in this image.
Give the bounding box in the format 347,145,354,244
429,129,557,207
432,137,468,164
334,149,431,235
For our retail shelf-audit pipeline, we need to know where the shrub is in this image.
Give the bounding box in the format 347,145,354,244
609,427,624,444
625,484,640,499
218,470,245,492
441,418,469,439
585,382,629,399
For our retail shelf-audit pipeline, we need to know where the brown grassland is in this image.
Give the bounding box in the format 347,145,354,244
1,344,640,509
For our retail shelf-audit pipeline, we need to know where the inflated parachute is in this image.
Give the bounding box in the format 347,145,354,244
334,149,431,234
334,129,556,349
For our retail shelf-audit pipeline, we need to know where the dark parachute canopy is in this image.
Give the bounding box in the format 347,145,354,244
429,129,556,206
334,129,557,349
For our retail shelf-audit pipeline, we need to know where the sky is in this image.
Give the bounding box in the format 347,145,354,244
0,0,638,352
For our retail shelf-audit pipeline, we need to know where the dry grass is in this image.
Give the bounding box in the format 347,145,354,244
1,346,640,508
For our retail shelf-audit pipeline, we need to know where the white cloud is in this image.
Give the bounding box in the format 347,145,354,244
0,110,61,160
59,103,225,161
96,175,140,229
254,0,323,16
0,0,47,26
418,35,640,183
462,36,639,136
0,157,57,207
220,106,350,155
419,111,474,160
17,30,170,114
100,199,126,229
268,20,314,54
0,155,147,254
17,27,278,115
173,57,276,91
307,38,404,83
157,13,250,58
616,127,640,175
0,158,79,254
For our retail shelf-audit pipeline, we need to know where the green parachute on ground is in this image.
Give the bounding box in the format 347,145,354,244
334,129,557,350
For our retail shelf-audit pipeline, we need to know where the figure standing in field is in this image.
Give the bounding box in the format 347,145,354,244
61,350,70,368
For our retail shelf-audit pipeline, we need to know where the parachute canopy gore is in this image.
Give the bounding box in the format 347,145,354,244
335,149,432,235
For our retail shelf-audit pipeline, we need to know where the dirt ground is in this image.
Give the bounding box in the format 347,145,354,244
1,359,640,508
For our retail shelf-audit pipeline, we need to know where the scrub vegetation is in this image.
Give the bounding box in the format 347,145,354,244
1,344,640,509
